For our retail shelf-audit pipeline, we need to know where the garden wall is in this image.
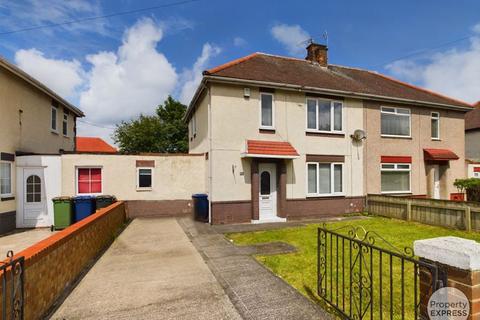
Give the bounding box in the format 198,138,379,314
367,194,480,231
0,201,126,319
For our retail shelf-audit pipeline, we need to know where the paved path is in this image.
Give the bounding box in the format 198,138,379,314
0,228,54,257
178,217,332,320
52,218,241,320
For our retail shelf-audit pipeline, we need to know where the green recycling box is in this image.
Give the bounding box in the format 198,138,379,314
52,196,73,230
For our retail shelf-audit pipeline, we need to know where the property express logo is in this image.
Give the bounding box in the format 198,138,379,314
428,287,469,320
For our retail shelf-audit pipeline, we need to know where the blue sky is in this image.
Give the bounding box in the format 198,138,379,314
1,0,479,142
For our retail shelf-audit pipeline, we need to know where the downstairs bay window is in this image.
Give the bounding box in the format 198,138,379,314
381,163,411,193
307,162,343,196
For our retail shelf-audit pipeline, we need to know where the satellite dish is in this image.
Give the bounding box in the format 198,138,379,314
351,129,366,142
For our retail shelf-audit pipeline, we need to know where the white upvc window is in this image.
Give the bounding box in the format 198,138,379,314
306,162,344,197
190,114,197,137
431,112,440,140
51,106,58,132
137,167,153,190
381,163,411,194
381,107,411,138
0,162,12,197
306,98,343,133
260,93,275,129
63,112,68,136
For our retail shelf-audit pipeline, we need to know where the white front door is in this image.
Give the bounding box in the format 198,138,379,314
23,168,48,227
433,165,441,199
259,163,277,220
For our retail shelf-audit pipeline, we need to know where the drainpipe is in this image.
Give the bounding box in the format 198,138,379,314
207,85,213,224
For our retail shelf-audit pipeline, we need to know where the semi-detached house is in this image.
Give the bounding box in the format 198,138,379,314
0,56,84,234
185,43,473,224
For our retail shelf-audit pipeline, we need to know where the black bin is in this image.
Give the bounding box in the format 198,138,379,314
96,195,117,210
192,194,209,222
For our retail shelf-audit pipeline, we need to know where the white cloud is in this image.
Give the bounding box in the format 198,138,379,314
79,18,178,124
179,43,221,104
386,23,480,104
14,48,84,99
271,23,310,56
233,37,247,47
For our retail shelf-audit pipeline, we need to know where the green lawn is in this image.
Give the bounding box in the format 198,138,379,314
227,217,480,319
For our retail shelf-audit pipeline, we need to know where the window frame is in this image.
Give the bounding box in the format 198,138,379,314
306,162,345,197
51,105,58,133
474,172,480,179
75,166,103,195
431,112,440,140
136,167,153,191
380,163,411,194
259,92,275,130
62,112,68,137
380,106,412,138
0,161,13,198
305,98,344,134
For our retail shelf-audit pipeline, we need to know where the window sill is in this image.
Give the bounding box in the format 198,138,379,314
136,188,152,192
63,134,70,139
381,135,412,140
381,191,412,195
306,193,345,198
51,129,59,135
0,196,15,201
259,128,276,134
306,131,345,137
431,138,441,141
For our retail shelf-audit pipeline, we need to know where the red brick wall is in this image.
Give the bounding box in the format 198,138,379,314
126,200,192,218
0,201,126,319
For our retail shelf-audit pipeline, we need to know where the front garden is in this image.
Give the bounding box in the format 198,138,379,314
227,216,480,319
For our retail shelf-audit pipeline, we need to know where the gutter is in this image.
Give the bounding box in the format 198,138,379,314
183,75,472,120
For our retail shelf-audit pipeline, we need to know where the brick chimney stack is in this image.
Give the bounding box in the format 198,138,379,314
306,42,328,67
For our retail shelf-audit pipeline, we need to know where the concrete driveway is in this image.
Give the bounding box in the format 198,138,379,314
0,228,54,258
52,218,241,320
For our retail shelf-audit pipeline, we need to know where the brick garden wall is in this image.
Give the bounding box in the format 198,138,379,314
0,201,126,319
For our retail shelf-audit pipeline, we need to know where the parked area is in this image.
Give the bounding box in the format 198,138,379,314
227,216,480,319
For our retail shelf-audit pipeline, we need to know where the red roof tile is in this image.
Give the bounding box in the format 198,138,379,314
423,148,459,161
204,53,472,109
76,137,117,153
246,140,299,157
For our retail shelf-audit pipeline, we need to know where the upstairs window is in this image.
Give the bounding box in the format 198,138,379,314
63,113,68,136
306,162,343,196
51,106,58,132
431,112,440,140
0,162,12,197
190,114,197,137
306,98,342,133
260,93,274,129
381,107,411,137
77,167,102,194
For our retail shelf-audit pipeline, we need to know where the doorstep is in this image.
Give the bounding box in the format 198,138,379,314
251,217,287,224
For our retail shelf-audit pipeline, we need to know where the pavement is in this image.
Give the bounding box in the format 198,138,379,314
0,228,55,258
178,217,332,320
51,218,241,320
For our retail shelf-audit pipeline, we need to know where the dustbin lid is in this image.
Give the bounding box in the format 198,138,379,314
192,193,208,198
74,195,95,200
96,195,114,199
52,196,71,201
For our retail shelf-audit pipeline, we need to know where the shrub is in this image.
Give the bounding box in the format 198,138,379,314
454,178,480,202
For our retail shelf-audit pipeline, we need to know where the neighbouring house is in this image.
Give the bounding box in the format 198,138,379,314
0,56,84,234
465,102,480,178
184,43,473,224
76,137,117,153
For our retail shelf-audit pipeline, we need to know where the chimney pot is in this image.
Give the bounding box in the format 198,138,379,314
306,43,328,67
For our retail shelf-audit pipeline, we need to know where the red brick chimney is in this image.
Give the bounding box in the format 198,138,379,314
306,42,328,67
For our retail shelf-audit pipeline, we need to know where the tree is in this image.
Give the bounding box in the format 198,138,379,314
113,96,188,153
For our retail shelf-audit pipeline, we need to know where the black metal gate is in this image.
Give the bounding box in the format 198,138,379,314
0,251,24,320
317,225,446,320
